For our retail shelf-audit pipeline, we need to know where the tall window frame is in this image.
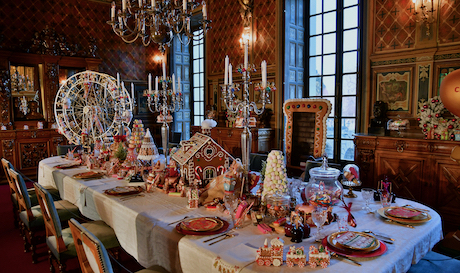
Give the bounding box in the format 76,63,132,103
306,0,362,162
191,30,205,126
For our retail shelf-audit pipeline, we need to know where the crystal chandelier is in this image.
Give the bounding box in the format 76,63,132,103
108,0,211,52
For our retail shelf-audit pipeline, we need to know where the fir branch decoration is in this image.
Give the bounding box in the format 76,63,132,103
417,96,460,140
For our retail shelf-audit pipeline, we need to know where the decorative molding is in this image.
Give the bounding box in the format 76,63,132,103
2,139,14,158
371,58,416,67
434,53,460,61
416,56,433,62
0,69,11,126
20,142,48,169
46,63,58,123
418,65,430,82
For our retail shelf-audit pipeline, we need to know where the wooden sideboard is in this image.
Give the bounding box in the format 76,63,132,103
354,134,460,233
0,129,65,183
191,126,274,157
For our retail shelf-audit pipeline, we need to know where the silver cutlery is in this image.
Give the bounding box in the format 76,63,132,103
403,204,430,212
331,252,362,266
362,230,395,242
204,231,233,243
119,194,144,201
209,234,236,245
386,219,414,229
168,216,189,225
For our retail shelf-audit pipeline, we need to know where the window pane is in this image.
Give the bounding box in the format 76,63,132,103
323,54,336,75
193,90,200,100
193,74,200,86
342,96,356,117
194,116,201,125
326,139,334,159
343,29,358,51
327,118,334,138
324,12,336,33
310,1,322,15
341,118,356,138
323,75,335,96
310,15,322,35
309,77,321,96
309,56,322,76
324,1,336,12
323,33,336,54
341,140,354,161
309,36,322,56
193,60,200,72
342,74,357,95
344,0,359,7
344,6,358,29
343,51,357,73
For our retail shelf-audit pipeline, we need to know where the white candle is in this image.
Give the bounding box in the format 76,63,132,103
178,76,181,93
148,73,152,92
172,74,176,93
118,11,123,27
202,2,207,19
117,72,120,87
262,60,267,88
155,76,158,92
162,61,166,79
187,17,191,32
183,0,186,11
122,0,126,11
131,83,135,101
229,63,233,85
151,0,155,8
139,0,143,8
224,55,229,85
121,81,125,97
244,42,248,70
111,2,115,19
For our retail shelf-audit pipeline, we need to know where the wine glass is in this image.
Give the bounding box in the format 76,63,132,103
361,188,374,213
312,207,328,241
223,192,240,228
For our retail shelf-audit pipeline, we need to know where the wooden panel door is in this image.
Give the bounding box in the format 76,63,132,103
375,150,426,202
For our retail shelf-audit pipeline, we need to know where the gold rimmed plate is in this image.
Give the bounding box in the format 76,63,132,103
176,217,229,236
104,186,144,196
328,231,380,252
384,207,422,219
72,171,104,180
180,217,223,232
378,207,431,224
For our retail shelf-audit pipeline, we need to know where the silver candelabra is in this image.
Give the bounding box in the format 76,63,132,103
221,40,275,193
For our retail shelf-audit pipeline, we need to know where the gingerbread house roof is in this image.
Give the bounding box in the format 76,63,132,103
171,132,234,166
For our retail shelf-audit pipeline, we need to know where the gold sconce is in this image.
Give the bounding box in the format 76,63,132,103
412,0,436,37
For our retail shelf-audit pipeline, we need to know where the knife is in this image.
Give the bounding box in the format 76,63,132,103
331,252,362,266
386,219,415,229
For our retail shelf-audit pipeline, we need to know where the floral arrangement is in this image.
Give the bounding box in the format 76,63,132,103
417,96,460,140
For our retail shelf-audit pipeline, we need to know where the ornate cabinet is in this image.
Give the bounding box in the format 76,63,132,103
191,126,274,157
354,135,460,233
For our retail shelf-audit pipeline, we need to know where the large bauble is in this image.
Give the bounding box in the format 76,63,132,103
440,69,460,117
151,25,173,45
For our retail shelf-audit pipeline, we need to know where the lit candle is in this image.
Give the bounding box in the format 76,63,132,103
172,74,176,93
229,63,233,85
244,42,248,70
122,0,126,11
224,55,229,85
202,2,207,19
117,72,120,87
148,73,152,92
155,76,158,92
131,82,135,101
111,2,115,20
162,61,166,79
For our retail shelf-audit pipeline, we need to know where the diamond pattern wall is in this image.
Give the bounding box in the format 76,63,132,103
439,0,460,44
0,0,162,81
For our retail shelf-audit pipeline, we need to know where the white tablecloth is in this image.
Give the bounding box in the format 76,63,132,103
39,157,443,273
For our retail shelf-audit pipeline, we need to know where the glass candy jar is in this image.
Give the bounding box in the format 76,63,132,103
305,156,343,207
265,192,290,222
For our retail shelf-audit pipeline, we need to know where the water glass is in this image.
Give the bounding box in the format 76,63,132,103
312,207,328,241
361,188,374,212
379,191,391,208
336,211,349,232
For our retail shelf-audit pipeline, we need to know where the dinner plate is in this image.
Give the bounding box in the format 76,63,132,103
180,217,223,232
55,162,81,169
385,207,422,219
328,231,380,252
378,207,431,224
322,237,387,258
104,186,144,196
176,217,229,236
72,171,105,179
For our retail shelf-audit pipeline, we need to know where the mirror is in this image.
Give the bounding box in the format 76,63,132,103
283,98,332,174
10,64,43,121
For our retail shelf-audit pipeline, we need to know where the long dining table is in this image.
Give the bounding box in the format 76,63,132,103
39,156,443,273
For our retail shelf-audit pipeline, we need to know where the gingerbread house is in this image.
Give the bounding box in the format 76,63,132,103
170,132,234,186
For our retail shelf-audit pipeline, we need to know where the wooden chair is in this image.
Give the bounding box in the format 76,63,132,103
8,168,80,263
2,158,61,229
69,219,168,273
34,183,120,273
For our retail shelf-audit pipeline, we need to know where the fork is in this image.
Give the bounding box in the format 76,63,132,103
386,219,414,229
209,234,235,245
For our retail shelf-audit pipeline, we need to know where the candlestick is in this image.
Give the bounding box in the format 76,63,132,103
262,61,267,88
131,83,135,102
229,63,233,85
178,76,181,93
148,73,152,92
244,42,248,70
155,76,158,92
172,74,176,93
122,0,126,11
202,2,207,19
117,72,120,87
183,0,186,11
224,55,229,85
111,2,115,19
162,61,166,79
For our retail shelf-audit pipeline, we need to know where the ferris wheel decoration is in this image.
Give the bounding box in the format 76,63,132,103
54,71,133,147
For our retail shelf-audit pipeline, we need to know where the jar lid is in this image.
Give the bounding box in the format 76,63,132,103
309,166,341,178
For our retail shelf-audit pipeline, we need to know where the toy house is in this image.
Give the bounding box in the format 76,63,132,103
171,132,234,186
